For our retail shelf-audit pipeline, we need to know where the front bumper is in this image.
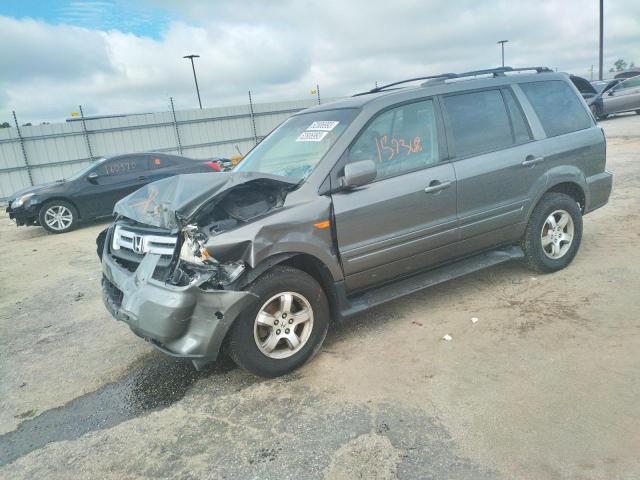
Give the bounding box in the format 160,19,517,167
101,241,256,362
6,204,39,226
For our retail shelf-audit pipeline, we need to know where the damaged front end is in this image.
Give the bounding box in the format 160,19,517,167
100,172,300,366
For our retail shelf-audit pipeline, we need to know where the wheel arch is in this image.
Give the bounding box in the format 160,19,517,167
39,196,82,219
238,252,340,321
545,181,586,212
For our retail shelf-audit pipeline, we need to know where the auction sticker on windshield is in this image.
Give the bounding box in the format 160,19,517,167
297,131,329,142
307,121,339,131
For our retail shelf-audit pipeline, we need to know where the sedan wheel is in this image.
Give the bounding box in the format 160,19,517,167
38,200,78,233
44,205,73,231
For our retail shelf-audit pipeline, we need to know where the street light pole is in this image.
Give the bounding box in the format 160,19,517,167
183,54,202,109
497,40,508,67
598,0,604,80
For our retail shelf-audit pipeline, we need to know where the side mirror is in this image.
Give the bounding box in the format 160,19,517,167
341,160,377,189
607,90,615,96
87,172,99,184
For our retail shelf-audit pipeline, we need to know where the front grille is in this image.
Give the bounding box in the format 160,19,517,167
110,223,177,268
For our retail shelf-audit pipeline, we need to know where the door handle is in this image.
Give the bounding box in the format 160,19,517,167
137,175,150,182
521,155,544,167
424,180,452,194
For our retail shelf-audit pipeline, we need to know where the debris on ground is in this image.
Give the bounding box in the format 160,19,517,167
411,320,423,327
471,317,479,324
442,334,453,342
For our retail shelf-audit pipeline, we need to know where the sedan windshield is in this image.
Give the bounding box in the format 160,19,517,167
235,108,358,181
67,158,106,181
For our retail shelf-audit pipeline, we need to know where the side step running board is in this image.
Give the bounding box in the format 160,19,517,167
340,246,524,318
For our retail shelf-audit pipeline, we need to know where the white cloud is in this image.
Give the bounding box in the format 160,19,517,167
1,0,639,124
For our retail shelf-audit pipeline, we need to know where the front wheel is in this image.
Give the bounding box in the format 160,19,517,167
228,266,330,378
39,200,78,233
521,193,583,273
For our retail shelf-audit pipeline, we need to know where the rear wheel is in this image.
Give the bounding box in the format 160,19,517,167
39,200,78,233
521,193,583,273
228,266,329,377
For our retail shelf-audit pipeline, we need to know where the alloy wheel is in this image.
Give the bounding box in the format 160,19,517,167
541,209,574,259
44,205,73,231
253,292,314,359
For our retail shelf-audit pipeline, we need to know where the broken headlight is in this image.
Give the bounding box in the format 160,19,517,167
178,225,245,286
180,225,213,266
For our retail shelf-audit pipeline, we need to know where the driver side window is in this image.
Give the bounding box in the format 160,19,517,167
348,99,440,180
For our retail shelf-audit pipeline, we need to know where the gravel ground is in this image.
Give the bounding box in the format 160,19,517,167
1,113,639,479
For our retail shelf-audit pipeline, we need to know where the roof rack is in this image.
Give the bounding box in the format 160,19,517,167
353,66,553,96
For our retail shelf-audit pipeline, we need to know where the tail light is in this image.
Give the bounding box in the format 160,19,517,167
206,161,221,171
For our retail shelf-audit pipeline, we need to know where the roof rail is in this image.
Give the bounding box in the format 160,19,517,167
353,66,553,96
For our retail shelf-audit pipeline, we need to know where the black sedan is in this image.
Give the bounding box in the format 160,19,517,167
6,153,222,233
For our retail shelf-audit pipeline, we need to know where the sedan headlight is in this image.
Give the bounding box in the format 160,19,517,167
11,193,35,209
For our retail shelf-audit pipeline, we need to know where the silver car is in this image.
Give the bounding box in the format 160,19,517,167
595,75,640,118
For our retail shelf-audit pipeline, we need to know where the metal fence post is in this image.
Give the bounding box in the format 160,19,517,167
79,105,95,161
248,90,258,145
12,111,34,186
170,97,183,155
316,84,321,105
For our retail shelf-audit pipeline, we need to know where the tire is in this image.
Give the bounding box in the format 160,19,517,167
228,266,330,378
521,193,583,273
38,200,78,234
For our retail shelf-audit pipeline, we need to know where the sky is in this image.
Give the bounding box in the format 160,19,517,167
0,0,638,124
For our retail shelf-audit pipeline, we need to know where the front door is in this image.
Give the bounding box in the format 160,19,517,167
331,98,458,293
76,156,150,217
602,76,640,114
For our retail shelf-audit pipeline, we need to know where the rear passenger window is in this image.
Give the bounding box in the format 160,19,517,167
150,156,177,168
348,99,439,179
520,80,592,137
504,89,532,143
443,89,513,158
102,157,146,176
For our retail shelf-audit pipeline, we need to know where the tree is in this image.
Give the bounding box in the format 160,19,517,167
613,59,628,71
0,122,10,129
631,61,636,69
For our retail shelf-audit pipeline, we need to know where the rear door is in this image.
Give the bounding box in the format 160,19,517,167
75,156,150,217
331,98,458,293
440,87,542,253
602,76,640,114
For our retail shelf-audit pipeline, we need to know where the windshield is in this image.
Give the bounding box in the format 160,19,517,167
67,158,106,181
235,108,358,181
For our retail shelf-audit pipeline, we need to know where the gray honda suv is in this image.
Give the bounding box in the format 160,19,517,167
98,67,613,377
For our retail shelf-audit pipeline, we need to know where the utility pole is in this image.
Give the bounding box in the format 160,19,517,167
598,0,604,80
497,40,508,67
183,54,203,109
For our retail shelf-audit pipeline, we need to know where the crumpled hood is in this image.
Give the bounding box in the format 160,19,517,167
113,171,298,230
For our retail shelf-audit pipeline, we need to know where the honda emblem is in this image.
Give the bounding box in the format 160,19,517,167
132,234,144,254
